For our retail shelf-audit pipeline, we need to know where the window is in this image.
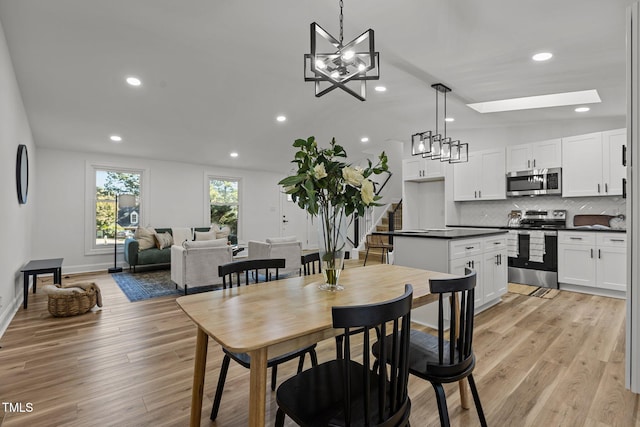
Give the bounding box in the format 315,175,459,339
86,163,146,255
209,177,239,239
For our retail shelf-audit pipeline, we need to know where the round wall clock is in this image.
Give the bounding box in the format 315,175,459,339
16,144,29,204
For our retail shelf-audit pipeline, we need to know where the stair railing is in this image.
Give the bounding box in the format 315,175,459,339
350,171,392,249
387,199,402,245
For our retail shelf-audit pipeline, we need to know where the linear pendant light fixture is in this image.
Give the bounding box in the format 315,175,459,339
304,0,380,101
411,83,468,163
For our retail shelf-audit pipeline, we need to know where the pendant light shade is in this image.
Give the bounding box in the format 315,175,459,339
304,0,380,101
411,83,468,163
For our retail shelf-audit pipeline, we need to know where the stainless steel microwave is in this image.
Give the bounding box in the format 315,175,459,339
506,168,562,197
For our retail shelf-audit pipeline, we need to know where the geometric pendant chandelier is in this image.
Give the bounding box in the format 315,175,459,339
411,83,468,163
304,0,380,101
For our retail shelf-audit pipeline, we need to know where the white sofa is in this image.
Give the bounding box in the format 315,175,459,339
171,238,233,294
248,236,302,276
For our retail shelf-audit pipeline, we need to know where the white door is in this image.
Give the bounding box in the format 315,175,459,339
507,144,532,172
453,152,480,201
602,129,626,196
597,245,627,292
531,138,562,169
558,243,596,286
480,149,506,200
562,132,603,197
281,192,311,248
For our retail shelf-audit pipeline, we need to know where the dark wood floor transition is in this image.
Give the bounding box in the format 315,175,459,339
0,260,638,426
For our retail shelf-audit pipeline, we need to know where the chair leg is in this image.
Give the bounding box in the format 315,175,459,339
467,374,488,427
431,382,451,427
309,348,318,367
363,248,370,266
271,365,278,391
381,248,386,264
210,354,231,421
296,353,306,374
335,335,344,359
275,408,286,427
184,285,188,296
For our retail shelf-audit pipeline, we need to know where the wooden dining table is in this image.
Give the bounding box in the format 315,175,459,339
176,263,467,427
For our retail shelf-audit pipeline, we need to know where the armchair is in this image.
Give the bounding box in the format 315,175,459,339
171,238,233,294
248,236,302,276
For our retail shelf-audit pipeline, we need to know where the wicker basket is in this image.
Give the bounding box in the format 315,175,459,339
43,282,102,317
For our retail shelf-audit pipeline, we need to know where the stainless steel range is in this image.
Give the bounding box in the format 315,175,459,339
507,209,566,289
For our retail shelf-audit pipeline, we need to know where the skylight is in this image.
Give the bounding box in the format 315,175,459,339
467,89,601,113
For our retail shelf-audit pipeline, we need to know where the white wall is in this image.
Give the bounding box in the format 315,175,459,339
0,19,36,336
34,148,285,273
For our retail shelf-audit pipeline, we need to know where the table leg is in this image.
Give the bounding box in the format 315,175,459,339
451,292,470,409
23,272,28,309
33,274,37,293
248,348,268,427
189,327,209,427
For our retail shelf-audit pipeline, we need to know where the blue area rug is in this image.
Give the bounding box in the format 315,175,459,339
111,270,218,302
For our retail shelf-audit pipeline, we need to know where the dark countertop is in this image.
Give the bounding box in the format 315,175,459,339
374,228,507,240
448,225,627,233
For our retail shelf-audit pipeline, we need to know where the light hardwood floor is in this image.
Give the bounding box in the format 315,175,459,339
1,259,639,426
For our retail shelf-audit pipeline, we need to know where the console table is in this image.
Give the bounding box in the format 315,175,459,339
20,258,63,309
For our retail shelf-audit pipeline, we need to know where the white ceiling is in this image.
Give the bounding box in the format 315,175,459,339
0,0,633,173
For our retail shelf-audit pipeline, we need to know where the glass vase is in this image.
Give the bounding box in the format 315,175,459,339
317,205,347,291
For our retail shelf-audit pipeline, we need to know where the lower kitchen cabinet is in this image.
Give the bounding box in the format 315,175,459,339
392,233,508,327
558,231,626,296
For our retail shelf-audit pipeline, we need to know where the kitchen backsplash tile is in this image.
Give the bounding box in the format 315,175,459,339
454,196,626,229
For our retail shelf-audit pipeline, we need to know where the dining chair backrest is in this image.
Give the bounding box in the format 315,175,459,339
218,258,286,289
428,268,476,377
332,284,413,426
301,252,321,276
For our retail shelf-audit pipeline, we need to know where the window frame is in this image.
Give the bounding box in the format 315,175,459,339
204,173,242,242
85,162,148,256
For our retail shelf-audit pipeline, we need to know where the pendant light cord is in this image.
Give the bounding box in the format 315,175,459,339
339,0,344,46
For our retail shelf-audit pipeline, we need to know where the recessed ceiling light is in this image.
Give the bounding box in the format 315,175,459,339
110,135,123,142
230,152,239,158
276,115,286,122
532,52,553,62
374,86,387,92
361,137,369,143
126,76,141,86
467,89,601,113
444,117,455,122
575,106,590,113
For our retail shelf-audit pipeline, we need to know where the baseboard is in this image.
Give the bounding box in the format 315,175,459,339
0,291,24,341
559,283,626,299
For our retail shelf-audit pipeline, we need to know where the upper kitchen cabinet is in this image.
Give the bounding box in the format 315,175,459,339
453,148,506,201
506,139,561,172
402,157,444,182
562,129,626,197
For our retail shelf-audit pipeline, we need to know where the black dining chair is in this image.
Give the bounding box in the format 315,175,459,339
275,284,414,427
210,258,319,421
301,252,321,275
373,268,487,427
218,258,284,288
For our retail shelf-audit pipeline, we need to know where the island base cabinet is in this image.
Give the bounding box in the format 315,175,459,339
392,234,508,328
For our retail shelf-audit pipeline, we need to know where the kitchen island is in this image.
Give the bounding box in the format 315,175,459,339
375,228,508,327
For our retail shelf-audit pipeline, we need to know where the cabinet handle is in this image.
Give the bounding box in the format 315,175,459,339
499,253,502,265
611,239,625,242
597,183,601,193
590,248,593,258
527,160,531,169
598,249,601,259
605,183,608,193
623,144,627,167
465,246,475,250
472,260,475,268
623,178,627,199
494,241,501,245
479,190,482,198
533,159,536,168
569,237,583,240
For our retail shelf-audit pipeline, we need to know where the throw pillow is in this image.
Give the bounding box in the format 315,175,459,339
266,235,297,244
171,227,193,246
135,226,156,251
194,230,217,241
154,232,173,250
182,238,229,249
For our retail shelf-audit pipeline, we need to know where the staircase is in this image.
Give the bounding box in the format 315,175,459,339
366,202,402,257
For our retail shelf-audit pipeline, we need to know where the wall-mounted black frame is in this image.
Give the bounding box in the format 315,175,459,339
16,144,29,204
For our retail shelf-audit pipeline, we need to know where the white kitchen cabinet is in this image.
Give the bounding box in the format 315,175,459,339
403,157,444,182
507,139,561,172
453,148,506,201
483,237,508,302
558,231,626,295
562,129,626,197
